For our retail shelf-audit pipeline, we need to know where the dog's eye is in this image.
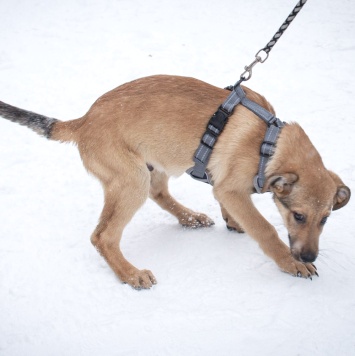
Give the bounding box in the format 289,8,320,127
320,216,328,225
293,212,306,223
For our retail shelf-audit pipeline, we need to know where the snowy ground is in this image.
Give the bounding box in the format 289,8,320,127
1,0,355,355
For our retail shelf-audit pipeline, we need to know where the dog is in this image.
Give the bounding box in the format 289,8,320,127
0,75,350,289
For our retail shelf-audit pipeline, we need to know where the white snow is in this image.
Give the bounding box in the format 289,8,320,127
1,0,355,355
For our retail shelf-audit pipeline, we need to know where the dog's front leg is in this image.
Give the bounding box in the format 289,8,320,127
214,188,317,278
219,204,245,233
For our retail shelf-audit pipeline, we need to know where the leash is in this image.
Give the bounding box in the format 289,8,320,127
241,0,308,81
186,0,308,191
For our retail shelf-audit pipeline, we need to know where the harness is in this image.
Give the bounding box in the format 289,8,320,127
186,81,285,193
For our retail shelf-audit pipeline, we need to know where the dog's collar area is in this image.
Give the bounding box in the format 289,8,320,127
186,83,285,193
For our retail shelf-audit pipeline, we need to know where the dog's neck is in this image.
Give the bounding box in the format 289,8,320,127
266,122,326,179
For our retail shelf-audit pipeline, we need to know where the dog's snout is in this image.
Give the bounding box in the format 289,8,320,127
300,251,317,263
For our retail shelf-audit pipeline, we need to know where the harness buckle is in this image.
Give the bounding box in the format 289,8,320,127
209,106,230,131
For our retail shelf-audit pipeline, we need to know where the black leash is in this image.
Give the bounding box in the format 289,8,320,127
187,0,308,189
241,0,308,81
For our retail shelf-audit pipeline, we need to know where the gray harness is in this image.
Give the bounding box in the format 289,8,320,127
186,82,285,193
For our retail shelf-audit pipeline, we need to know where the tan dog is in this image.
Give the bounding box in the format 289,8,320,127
0,75,350,289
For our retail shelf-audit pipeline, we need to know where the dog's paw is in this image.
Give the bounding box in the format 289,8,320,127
179,212,215,228
221,210,245,233
123,269,157,290
225,220,245,233
278,256,318,279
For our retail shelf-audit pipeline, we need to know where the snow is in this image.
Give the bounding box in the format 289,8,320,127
1,0,355,355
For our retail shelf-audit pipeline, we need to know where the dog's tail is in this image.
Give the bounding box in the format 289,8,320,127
0,100,81,143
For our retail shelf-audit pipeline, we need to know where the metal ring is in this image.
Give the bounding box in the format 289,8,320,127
255,49,269,63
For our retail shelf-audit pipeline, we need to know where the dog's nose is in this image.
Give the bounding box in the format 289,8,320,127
300,251,317,263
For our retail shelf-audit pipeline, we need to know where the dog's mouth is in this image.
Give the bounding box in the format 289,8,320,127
290,248,302,262
288,234,318,263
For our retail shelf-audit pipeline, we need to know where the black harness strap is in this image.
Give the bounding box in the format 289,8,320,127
186,82,284,192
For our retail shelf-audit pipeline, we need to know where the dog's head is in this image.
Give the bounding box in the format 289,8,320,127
268,170,350,263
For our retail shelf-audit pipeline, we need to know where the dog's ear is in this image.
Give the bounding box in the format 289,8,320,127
333,185,351,210
266,173,298,197
327,170,351,210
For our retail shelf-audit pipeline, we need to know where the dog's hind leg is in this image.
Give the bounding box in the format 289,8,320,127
149,170,214,228
220,204,245,233
89,157,156,289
